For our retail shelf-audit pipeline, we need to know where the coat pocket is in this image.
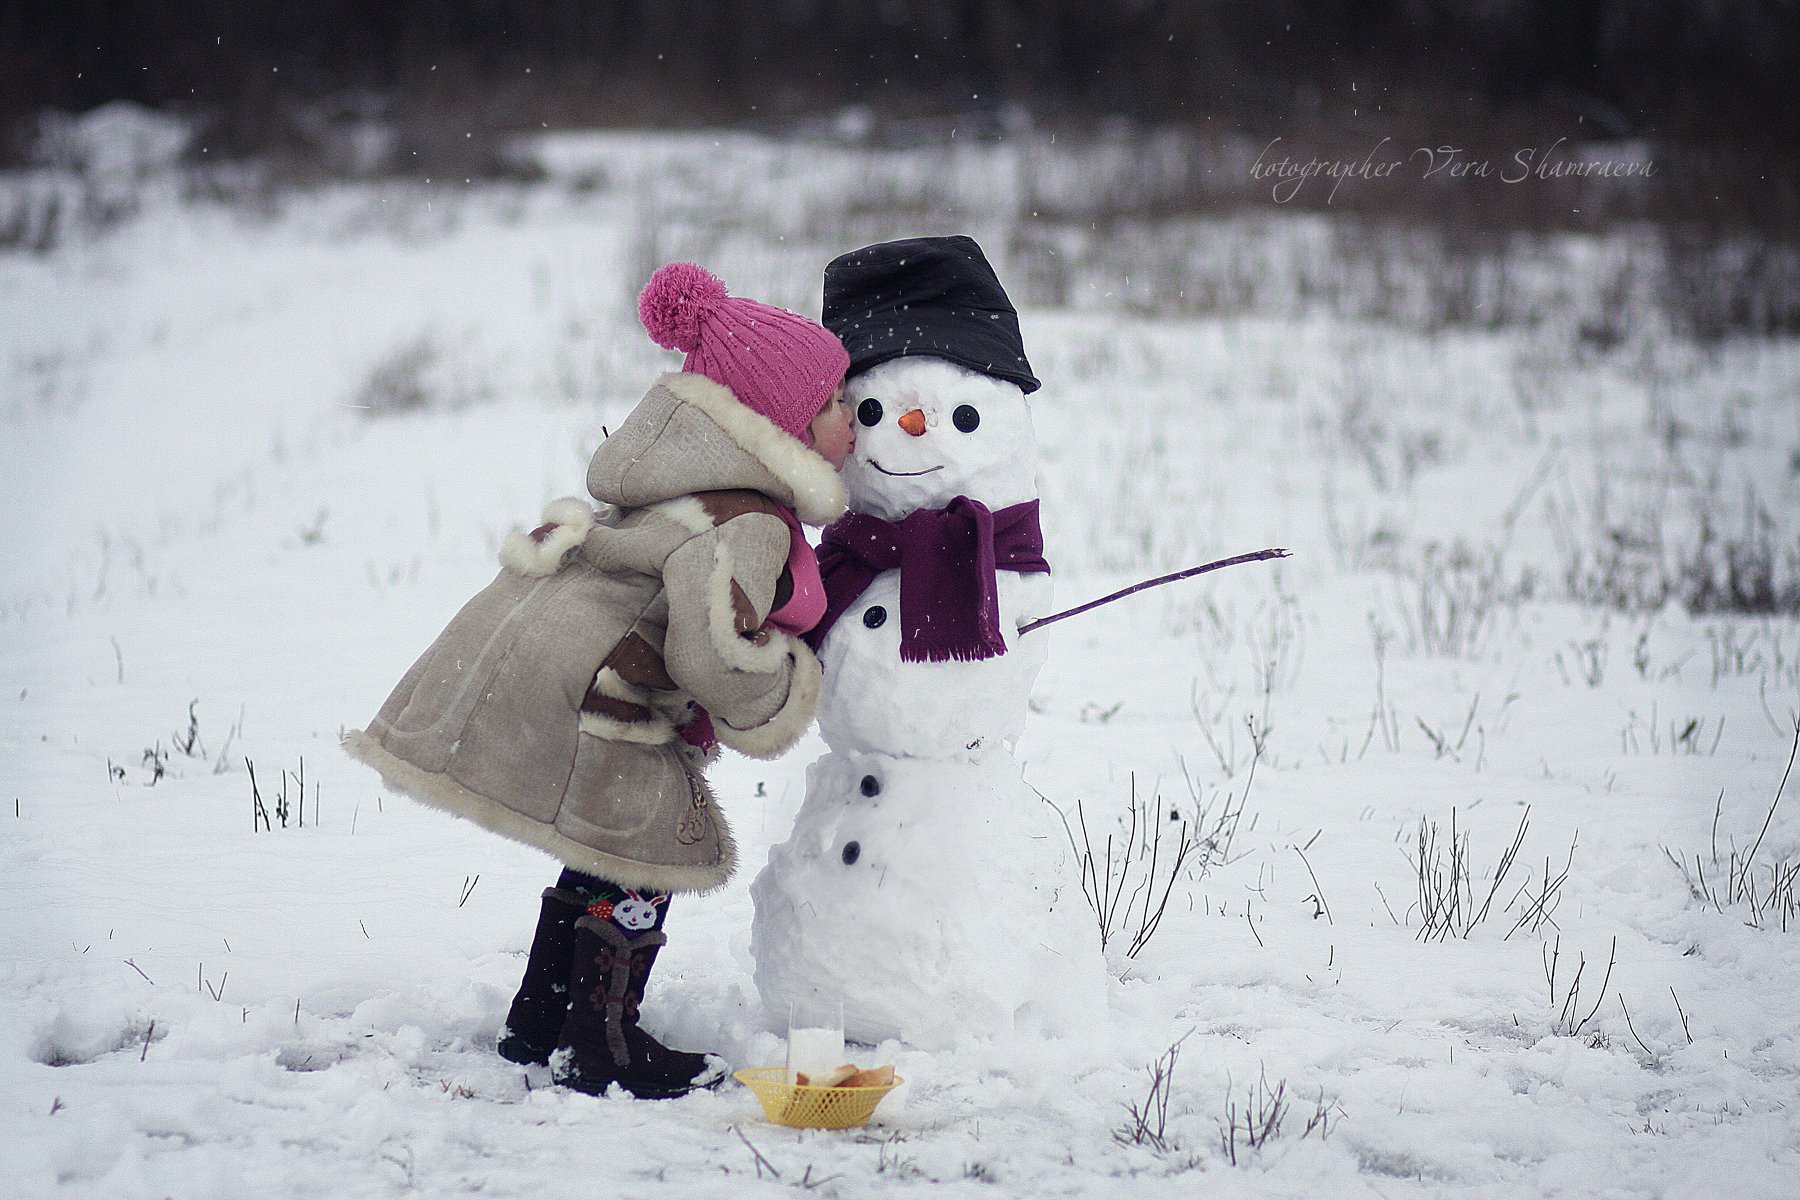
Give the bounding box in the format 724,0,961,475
557,735,733,892
559,735,692,844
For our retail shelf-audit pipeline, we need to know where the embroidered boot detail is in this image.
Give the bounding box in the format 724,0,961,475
550,914,716,1099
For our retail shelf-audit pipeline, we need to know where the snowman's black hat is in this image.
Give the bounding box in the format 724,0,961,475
822,235,1040,394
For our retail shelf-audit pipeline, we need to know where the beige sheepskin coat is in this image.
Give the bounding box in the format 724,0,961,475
344,371,846,892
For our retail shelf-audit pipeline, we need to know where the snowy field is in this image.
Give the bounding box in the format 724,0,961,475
4,112,1800,1197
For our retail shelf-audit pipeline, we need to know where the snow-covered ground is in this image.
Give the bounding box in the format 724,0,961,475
4,119,1800,1198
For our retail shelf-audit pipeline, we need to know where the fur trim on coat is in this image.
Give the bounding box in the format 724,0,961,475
657,372,848,526
499,497,597,577
344,730,735,893
711,641,822,760
587,372,847,527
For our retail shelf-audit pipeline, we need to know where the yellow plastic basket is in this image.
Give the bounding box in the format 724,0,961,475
733,1066,902,1130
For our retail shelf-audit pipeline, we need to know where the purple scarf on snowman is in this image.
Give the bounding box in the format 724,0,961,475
806,497,1049,663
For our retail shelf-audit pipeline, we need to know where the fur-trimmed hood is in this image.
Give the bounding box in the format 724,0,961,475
587,372,848,527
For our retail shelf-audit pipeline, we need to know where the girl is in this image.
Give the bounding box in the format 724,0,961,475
345,262,853,1098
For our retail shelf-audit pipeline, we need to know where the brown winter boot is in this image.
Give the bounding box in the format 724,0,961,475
497,887,585,1066
550,915,724,1099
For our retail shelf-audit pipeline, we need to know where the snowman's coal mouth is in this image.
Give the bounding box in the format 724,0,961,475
869,460,945,477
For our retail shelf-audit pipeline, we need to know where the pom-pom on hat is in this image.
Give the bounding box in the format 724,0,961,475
638,263,849,441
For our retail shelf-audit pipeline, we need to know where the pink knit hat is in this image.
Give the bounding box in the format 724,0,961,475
638,263,849,441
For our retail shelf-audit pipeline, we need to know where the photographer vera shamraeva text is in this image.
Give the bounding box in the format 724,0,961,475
1251,136,1657,204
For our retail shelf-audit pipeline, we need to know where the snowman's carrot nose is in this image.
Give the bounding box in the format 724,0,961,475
899,409,927,436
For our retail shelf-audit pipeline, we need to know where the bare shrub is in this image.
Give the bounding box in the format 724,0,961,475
1390,542,1531,658
1189,680,1273,781
1553,501,1675,614
171,699,204,759
1542,934,1618,1042
1705,620,1800,695
1217,1067,1340,1166
0,172,71,254
1114,1035,1186,1153
247,756,318,832
1554,471,1800,618
1618,704,1726,756
1329,376,1447,496
353,331,493,417
1413,693,1484,763
0,103,200,252
1175,752,1255,881
1679,499,1800,617
108,700,240,786
1054,738,1262,961
1400,807,1572,941
354,333,438,416
1663,726,1800,932
1322,498,1405,574
1660,229,1800,342
1185,584,1300,775
1062,776,1198,959
1554,634,1610,689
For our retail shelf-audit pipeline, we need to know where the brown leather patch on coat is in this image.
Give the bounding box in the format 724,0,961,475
729,581,771,645
600,632,677,691
695,490,784,527
580,692,655,724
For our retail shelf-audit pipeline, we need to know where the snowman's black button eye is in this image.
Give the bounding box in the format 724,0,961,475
842,841,861,865
860,774,880,796
862,605,887,628
952,404,980,432
857,397,884,427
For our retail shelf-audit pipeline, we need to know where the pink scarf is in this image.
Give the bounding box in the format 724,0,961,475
766,506,826,636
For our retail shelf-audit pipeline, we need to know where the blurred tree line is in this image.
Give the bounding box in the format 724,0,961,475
4,0,1794,144
1,2,1793,324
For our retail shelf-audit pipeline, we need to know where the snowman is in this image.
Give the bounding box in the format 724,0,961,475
750,236,1106,1049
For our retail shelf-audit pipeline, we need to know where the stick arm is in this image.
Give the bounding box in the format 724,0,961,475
1018,548,1290,636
